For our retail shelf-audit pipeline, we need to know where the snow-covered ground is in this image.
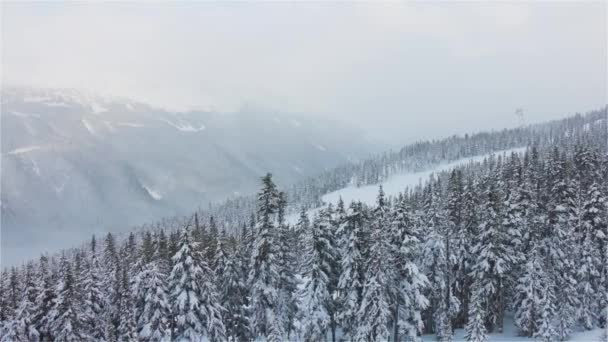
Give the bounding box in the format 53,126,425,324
287,147,528,225
160,118,206,132
421,316,605,341
285,147,530,228
322,147,528,207
82,118,97,135
6,145,43,155
142,185,163,200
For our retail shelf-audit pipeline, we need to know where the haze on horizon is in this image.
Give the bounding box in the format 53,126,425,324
2,1,606,144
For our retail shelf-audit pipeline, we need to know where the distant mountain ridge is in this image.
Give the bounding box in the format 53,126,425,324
1,86,382,264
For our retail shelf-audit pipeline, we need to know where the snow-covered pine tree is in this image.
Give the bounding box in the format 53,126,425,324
7,268,19,324
214,229,229,288
32,255,56,341
545,148,578,340
336,201,366,340
9,262,39,341
0,270,10,339
156,229,171,273
469,170,515,333
575,148,605,329
390,194,428,341
533,274,558,342
445,169,467,330
464,282,486,342
217,238,250,341
206,216,219,268
134,250,171,341
457,175,480,326
276,191,298,339
81,236,106,340
299,207,337,341
600,149,608,329
356,187,393,341
248,173,284,341
169,227,226,341
420,177,456,341
104,232,121,341
514,241,551,338
50,253,87,341
112,247,137,341
294,207,310,273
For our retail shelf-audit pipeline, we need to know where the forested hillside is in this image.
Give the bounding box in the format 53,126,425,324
0,109,606,341
202,109,607,228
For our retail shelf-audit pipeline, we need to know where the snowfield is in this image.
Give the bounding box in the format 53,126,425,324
287,147,528,225
160,118,206,132
6,145,43,155
421,316,605,341
143,185,163,200
323,147,528,207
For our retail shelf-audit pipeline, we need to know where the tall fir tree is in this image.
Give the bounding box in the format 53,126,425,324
50,254,87,341
248,173,284,341
169,228,226,341
299,208,337,341
336,201,366,340
356,188,393,341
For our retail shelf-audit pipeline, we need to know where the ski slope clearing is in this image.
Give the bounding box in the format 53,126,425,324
322,147,528,206
286,147,528,226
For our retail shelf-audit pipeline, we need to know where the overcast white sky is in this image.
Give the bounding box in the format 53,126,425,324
2,2,606,143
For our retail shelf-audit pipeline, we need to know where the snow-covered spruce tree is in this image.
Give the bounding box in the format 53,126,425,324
12,262,40,341
119,269,138,340
420,178,456,340
169,226,226,341
206,216,219,268
469,170,516,334
7,267,19,323
217,238,250,341
134,245,171,341
500,154,525,294
214,229,230,289
82,236,106,340
156,229,172,273
32,255,56,341
390,194,428,341
298,207,338,341
276,191,299,339
533,275,558,342
545,148,578,340
294,207,310,273
355,187,393,341
248,173,284,341
0,270,10,340
600,150,608,329
336,201,366,340
445,169,467,330
104,232,121,341
464,282,486,342
50,253,87,341
513,242,552,338
576,175,605,329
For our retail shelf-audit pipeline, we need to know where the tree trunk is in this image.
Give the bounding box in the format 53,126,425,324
393,303,399,342
497,279,504,333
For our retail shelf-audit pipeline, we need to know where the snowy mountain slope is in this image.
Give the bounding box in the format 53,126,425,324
1,86,383,265
285,147,528,225
322,147,528,206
